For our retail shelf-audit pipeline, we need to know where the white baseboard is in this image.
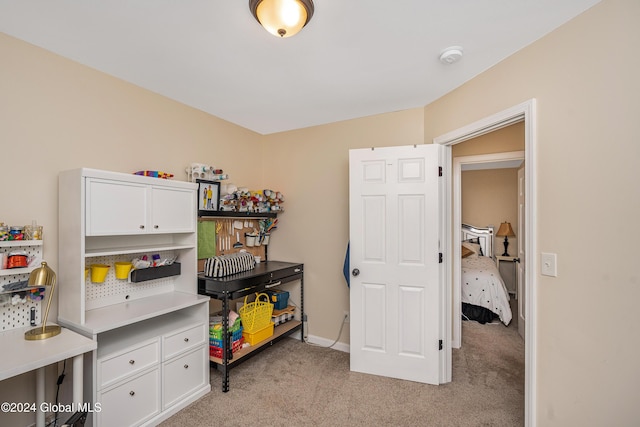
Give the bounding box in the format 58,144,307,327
286,325,350,353
303,333,350,353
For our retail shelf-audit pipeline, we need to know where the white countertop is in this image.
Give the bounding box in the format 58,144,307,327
0,325,96,381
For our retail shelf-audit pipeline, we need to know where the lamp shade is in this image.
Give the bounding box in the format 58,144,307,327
24,261,61,340
496,222,515,237
250,0,314,38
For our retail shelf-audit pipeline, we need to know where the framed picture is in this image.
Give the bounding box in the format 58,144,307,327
197,179,220,215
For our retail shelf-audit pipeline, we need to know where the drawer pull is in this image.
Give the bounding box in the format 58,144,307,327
184,364,189,369
129,360,135,365
129,391,135,396
154,225,159,229
184,337,189,342
265,281,282,289
139,225,145,229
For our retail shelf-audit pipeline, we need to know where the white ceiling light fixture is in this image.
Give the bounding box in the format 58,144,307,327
250,0,315,38
440,46,463,64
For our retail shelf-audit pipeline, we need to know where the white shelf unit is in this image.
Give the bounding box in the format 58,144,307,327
0,240,44,331
57,168,210,427
0,240,44,278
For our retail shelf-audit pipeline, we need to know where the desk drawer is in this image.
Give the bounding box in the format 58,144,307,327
97,368,160,427
98,338,160,388
163,323,206,360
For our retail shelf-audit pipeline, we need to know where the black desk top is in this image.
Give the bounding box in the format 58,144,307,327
197,260,303,298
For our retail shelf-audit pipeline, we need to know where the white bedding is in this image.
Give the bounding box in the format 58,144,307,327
461,256,512,326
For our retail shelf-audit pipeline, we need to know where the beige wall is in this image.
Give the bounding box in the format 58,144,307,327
0,33,263,426
260,109,425,345
266,0,640,424
455,122,524,258
422,0,640,425
453,121,525,157
2,0,640,425
461,168,518,257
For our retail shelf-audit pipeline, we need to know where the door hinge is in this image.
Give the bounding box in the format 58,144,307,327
439,253,443,263
438,166,443,177
439,340,443,350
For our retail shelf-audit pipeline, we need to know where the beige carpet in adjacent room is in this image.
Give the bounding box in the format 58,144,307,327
160,319,524,427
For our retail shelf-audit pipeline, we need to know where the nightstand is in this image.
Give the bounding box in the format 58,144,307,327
496,256,519,296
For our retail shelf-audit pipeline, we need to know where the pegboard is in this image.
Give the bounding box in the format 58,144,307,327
0,298,42,331
85,251,178,310
0,241,44,331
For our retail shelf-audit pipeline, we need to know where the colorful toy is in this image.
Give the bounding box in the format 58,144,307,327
133,170,174,179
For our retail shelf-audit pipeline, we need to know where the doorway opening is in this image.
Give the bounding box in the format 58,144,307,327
434,99,537,427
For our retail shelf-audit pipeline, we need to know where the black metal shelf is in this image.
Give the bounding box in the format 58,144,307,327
197,211,278,218
198,260,304,392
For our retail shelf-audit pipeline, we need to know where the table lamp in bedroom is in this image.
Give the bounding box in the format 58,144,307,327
496,222,515,257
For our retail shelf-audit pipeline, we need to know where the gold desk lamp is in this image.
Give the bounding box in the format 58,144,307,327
24,261,61,340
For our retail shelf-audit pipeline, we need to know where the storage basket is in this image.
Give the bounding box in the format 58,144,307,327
242,322,274,346
209,326,243,348
210,337,244,358
238,293,273,333
209,317,242,340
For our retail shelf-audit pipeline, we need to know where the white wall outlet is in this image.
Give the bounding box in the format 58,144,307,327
541,252,558,277
343,311,350,323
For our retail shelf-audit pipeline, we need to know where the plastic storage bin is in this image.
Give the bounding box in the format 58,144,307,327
242,322,274,346
210,337,244,358
209,326,243,348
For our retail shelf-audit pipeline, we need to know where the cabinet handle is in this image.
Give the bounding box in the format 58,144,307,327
129,360,135,365
153,224,159,229
129,391,135,396
139,225,145,229
184,364,189,369
184,337,189,342
265,281,282,289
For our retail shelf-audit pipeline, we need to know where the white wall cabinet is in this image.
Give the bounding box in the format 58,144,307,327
86,178,195,236
58,168,210,427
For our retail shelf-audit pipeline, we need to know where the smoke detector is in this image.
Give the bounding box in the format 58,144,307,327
440,46,463,64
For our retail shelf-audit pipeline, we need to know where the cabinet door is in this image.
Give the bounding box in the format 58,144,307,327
163,346,207,409
149,186,195,233
86,179,148,236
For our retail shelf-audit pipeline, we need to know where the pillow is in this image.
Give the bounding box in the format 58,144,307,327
461,245,474,258
461,241,480,259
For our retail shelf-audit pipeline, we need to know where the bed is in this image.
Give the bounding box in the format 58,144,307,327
461,223,512,326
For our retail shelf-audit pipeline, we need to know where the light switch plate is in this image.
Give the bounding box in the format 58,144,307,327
541,252,557,277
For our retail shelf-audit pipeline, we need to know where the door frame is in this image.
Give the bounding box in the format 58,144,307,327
452,150,524,348
433,99,537,427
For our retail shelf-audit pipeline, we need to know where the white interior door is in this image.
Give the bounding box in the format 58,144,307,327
517,166,526,339
349,144,446,385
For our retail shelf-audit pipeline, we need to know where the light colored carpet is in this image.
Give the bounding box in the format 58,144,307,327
160,318,524,427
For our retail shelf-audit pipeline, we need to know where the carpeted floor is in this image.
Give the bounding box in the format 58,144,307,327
160,315,524,427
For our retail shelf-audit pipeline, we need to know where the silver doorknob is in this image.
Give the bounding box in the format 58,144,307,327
352,268,360,277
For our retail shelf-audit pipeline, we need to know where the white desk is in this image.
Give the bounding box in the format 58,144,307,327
0,325,96,427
